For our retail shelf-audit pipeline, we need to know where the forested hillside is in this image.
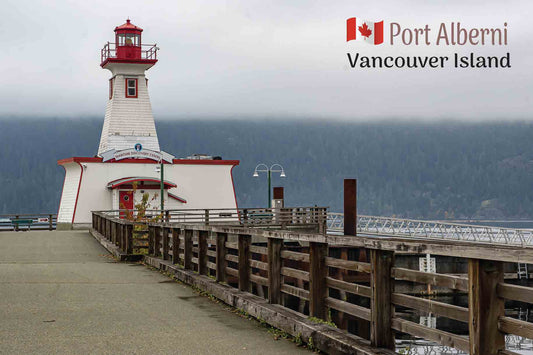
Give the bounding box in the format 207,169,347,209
0,118,532,219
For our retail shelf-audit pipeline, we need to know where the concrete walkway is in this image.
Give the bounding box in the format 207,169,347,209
0,231,307,354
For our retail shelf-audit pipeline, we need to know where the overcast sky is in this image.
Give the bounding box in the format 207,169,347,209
1,0,531,121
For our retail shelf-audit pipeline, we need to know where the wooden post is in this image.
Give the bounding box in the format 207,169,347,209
268,237,282,304
172,228,180,264
165,210,170,222
205,209,210,226
238,234,251,292
111,222,120,243
148,226,155,255
162,227,169,260
154,226,162,257
468,259,505,355
309,242,328,319
126,223,133,254
49,214,53,230
370,249,394,349
184,229,193,270
344,179,357,236
216,232,227,282
198,230,208,275
121,224,126,251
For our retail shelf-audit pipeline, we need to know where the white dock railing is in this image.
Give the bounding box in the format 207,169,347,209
327,212,533,247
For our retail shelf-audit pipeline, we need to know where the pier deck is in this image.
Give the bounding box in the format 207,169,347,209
0,230,309,355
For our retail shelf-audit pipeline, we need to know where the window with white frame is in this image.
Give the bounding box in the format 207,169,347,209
125,78,137,98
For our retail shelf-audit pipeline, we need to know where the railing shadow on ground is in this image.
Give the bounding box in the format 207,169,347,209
92,209,533,355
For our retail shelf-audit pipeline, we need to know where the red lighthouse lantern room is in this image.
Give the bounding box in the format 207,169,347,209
101,19,157,67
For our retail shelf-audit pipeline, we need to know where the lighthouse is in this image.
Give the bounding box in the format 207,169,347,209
98,19,159,155
57,20,239,229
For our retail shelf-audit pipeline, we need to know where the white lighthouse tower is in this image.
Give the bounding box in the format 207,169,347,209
98,19,160,155
57,20,239,229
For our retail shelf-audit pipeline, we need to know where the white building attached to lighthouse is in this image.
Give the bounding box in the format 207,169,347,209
57,20,239,229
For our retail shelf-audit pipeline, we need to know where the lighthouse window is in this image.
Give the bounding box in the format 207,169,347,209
109,78,113,99
125,78,138,98
118,33,140,47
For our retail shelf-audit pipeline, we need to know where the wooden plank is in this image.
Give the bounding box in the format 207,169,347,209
250,273,269,286
184,229,193,270
239,234,251,292
498,316,533,340
281,267,310,281
225,267,239,277
469,259,505,355
281,284,310,301
309,242,327,319
325,297,371,321
225,241,238,250
250,245,268,255
249,259,268,271
206,250,216,258
326,277,371,298
391,317,469,352
225,254,239,263
216,232,227,283
370,249,394,349
172,228,180,265
392,293,469,322
499,351,521,355
198,230,208,275
325,257,371,273
281,250,310,262
392,267,468,292
153,226,161,257
126,224,133,254
497,282,533,304
268,238,282,304
162,227,169,260
207,261,217,270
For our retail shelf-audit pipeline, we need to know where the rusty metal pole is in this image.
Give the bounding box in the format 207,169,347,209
344,179,357,236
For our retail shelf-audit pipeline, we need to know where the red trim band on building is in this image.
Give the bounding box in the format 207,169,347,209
58,157,239,166
168,193,187,203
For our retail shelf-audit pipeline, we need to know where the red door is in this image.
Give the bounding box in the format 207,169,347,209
119,191,134,218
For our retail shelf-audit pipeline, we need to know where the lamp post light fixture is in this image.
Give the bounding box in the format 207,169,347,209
253,163,286,208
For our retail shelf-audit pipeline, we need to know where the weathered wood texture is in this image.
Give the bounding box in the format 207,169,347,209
370,249,394,349
309,242,327,319
92,211,533,355
268,238,282,304
468,259,505,355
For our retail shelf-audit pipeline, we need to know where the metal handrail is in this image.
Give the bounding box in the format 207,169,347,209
327,212,533,247
101,42,158,63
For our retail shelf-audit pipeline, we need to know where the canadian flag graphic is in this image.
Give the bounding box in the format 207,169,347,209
346,18,384,45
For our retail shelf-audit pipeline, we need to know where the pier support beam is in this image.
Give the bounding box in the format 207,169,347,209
468,259,505,355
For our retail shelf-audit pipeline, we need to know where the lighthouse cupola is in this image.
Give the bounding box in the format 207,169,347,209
115,19,143,60
100,19,158,70
98,19,160,156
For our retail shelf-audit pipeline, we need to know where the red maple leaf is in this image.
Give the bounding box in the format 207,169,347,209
358,23,372,38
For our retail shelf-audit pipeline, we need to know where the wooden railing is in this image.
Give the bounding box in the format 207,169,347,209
0,213,57,231
92,211,533,354
96,206,328,231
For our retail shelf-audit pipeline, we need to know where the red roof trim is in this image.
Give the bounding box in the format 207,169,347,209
168,193,187,203
107,177,177,189
72,162,84,224
58,157,240,166
172,159,240,166
115,19,143,32
101,58,157,68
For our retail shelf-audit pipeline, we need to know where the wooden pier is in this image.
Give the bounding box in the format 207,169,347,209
92,205,533,355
